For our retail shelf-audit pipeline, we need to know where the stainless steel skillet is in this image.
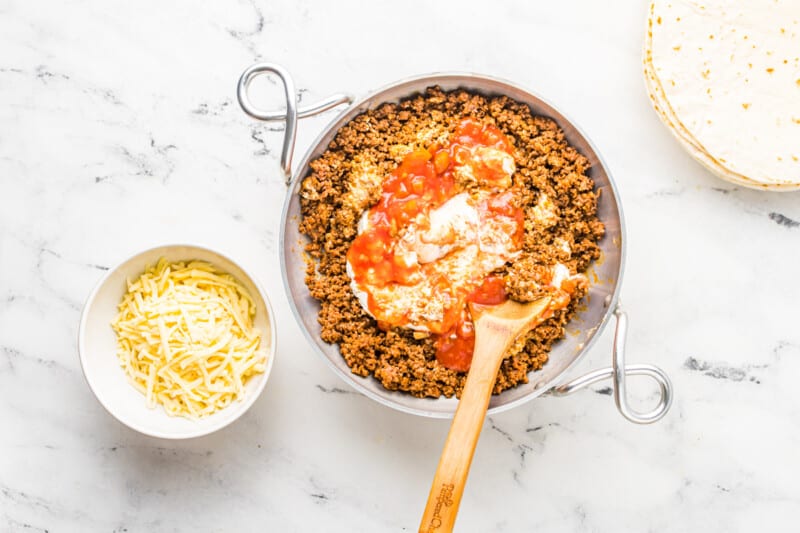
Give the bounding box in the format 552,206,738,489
237,62,672,423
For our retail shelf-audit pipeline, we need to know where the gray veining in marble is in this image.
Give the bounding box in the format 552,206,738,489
2,1,799,531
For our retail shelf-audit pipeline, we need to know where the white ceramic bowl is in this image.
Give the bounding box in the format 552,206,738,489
78,244,276,439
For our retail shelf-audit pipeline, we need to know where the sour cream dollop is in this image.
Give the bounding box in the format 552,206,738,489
345,119,522,336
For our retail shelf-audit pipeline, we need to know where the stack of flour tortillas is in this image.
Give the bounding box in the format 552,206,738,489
644,0,800,190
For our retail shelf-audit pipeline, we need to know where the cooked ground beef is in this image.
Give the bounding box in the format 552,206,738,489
298,87,604,398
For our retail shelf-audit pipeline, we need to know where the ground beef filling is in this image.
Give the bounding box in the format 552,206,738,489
299,88,604,399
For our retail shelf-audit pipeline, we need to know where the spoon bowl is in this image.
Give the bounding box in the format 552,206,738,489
419,296,552,532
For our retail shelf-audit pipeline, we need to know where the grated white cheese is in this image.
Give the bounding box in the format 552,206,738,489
111,258,266,419
532,193,558,227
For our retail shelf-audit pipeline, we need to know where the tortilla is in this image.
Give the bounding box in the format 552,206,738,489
644,0,800,190
644,44,789,189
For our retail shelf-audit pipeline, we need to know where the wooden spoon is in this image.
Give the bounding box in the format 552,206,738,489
419,296,552,533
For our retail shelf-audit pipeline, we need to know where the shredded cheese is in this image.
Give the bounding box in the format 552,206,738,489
111,258,266,419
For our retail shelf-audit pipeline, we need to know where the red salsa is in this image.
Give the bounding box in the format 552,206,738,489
347,119,528,371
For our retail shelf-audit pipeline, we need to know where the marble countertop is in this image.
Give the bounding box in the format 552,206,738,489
2,1,799,531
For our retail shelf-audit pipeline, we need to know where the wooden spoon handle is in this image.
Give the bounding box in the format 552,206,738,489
419,332,511,533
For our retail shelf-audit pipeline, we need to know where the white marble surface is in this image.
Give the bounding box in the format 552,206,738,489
2,1,799,531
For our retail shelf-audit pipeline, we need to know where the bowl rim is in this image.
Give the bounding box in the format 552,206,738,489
77,243,277,439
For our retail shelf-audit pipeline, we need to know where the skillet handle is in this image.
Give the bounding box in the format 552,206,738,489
547,305,673,424
237,62,353,185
